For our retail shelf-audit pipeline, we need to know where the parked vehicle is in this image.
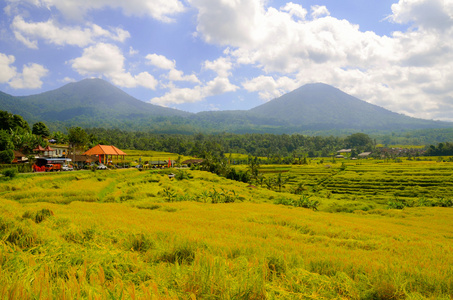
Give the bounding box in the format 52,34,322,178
45,164,61,172
62,164,73,171
33,157,71,172
97,163,107,170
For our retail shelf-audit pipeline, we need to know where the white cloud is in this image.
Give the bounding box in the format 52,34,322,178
0,53,17,83
187,0,453,120
203,57,233,78
72,43,158,89
9,63,48,89
6,0,185,22
281,2,307,20
390,0,453,31
146,54,176,70
243,75,299,100
11,16,130,49
204,76,238,95
150,76,238,106
146,53,200,83
188,0,265,46
311,5,330,19
167,69,200,83
0,52,48,89
151,86,203,105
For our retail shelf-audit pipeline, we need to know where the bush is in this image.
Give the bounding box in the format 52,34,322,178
22,208,54,223
125,233,154,252
2,168,18,179
0,149,14,164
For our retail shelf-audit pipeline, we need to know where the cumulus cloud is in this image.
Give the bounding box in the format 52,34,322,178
280,2,307,20
187,0,453,120
9,63,48,89
0,53,17,83
146,54,176,70
390,0,453,31
203,57,233,78
6,0,185,22
71,43,158,89
11,16,130,49
146,53,200,83
0,52,48,89
242,75,299,100
311,5,330,19
150,74,238,106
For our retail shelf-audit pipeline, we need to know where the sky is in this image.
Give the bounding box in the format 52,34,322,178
1,0,453,121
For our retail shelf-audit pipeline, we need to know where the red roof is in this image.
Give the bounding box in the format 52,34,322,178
33,145,45,151
83,144,127,156
44,145,55,151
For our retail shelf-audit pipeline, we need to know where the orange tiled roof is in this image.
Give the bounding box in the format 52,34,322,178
83,144,127,156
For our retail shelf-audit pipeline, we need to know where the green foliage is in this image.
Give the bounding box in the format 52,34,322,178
32,121,50,137
387,196,453,209
1,167,17,179
0,110,29,132
68,126,88,149
0,149,14,164
274,194,320,211
162,187,177,202
0,130,13,151
345,133,373,151
22,208,54,223
175,170,192,180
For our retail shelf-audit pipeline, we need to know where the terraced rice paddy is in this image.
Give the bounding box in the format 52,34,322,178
261,159,453,206
0,160,452,299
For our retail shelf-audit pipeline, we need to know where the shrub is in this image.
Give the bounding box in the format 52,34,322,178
387,198,405,209
0,149,14,164
158,242,196,264
175,170,192,180
1,168,18,179
125,233,154,252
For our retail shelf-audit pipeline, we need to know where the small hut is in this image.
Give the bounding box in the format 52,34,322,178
83,144,127,165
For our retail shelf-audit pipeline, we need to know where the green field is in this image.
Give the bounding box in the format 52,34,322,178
0,160,452,299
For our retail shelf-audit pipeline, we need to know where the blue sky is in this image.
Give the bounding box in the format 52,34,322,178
1,0,453,121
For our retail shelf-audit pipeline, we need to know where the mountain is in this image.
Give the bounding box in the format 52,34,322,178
249,83,449,130
0,79,451,133
12,78,190,124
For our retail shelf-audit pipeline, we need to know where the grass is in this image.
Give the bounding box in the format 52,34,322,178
0,160,452,299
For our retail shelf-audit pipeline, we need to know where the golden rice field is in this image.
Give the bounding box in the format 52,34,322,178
0,161,452,299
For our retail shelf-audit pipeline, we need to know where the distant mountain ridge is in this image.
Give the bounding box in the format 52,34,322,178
249,83,444,130
13,78,190,123
0,78,451,133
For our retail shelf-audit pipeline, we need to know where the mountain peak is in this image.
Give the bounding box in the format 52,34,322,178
249,83,446,130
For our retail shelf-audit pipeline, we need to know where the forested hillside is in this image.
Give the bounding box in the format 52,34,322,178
2,79,452,134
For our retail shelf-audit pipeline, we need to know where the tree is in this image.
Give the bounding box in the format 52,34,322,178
345,133,373,152
52,131,68,144
0,130,13,151
68,127,89,159
32,122,50,137
0,149,14,164
0,111,29,132
247,155,260,182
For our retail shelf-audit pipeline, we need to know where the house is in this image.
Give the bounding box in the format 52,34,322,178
358,152,372,158
48,144,69,158
337,149,352,153
13,150,27,163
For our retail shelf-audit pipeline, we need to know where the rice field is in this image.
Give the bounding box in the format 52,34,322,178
0,161,452,299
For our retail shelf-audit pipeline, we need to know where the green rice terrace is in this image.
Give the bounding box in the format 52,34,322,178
0,157,452,299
